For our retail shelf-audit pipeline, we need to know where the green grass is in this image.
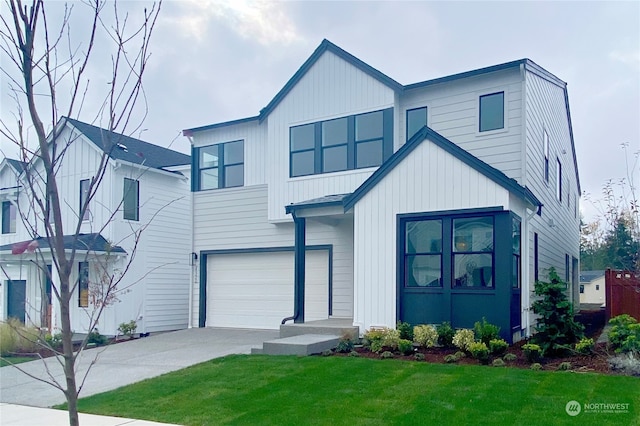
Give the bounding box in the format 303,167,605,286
0,356,36,367
70,355,639,425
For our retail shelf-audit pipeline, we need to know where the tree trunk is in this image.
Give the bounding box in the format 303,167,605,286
59,270,79,426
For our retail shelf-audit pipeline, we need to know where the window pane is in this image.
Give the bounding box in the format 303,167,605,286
512,219,521,254
356,139,383,168
80,179,90,221
512,255,520,288
123,179,139,221
224,164,244,187
2,201,16,234
453,217,493,252
355,111,383,140
556,159,562,201
322,145,348,173
199,145,219,168
322,118,347,147
291,124,315,151
200,168,219,190
407,107,427,140
224,141,244,164
79,262,89,308
291,150,315,177
406,255,442,287
406,220,442,253
453,253,493,288
479,92,504,132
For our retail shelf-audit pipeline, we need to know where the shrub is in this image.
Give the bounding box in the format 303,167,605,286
503,353,517,362
398,339,414,355
437,322,455,347
117,320,137,339
453,351,467,360
413,325,438,348
557,362,571,371
608,353,640,376
530,363,543,371
474,317,500,346
489,338,508,355
531,268,584,356
608,314,640,354
522,343,542,363
469,341,489,364
452,329,475,352
45,332,63,350
575,337,594,355
0,319,39,355
87,329,108,346
348,350,359,357
396,321,414,341
335,336,355,353
363,328,399,353
444,354,458,363
492,358,506,367
321,349,333,356
380,351,394,359
0,321,18,355
414,353,425,361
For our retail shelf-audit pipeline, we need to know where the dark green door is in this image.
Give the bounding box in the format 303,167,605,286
7,279,26,322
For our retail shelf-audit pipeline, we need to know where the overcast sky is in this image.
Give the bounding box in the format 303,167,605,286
1,0,638,223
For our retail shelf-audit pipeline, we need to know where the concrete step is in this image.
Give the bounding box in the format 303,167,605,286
261,334,340,356
280,322,359,339
250,347,264,355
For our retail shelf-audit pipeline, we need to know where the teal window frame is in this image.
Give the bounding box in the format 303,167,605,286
479,92,504,132
192,140,244,191
123,178,139,221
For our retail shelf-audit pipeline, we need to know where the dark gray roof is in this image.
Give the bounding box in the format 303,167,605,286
5,158,26,173
285,194,351,214
580,270,605,283
64,118,190,170
0,233,126,255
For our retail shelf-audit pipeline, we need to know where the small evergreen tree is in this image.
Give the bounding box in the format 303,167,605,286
531,268,584,356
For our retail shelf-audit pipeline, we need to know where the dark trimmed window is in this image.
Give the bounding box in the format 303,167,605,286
405,220,443,287
534,233,539,282
80,179,90,221
479,92,504,132
78,261,89,308
565,254,570,282
2,201,16,234
123,178,139,221
193,140,244,191
512,218,521,288
556,158,562,202
453,217,494,288
580,285,584,294
406,106,427,141
289,108,393,177
543,130,550,183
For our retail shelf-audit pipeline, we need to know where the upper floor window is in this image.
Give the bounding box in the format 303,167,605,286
543,130,550,183
193,140,244,191
479,92,504,132
123,178,139,221
2,201,16,234
78,261,89,308
80,179,90,221
556,158,562,202
406,106,427,141
290,108,393,177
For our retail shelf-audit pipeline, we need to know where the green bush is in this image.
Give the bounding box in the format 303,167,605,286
396,321,414,341
608,314,640,354
414,353,425,361
531,268,584,356
530,363,543,371
321,349,333,356
474,317,500,346
45,332,63,350
575,337,595,355
398,339,414,355
348,350,359,357
522,343,542,363
453,351,466,360
363,328,399,353
452,329,475,352
469,342,489,364
0,319,39,355
444,354,458,363
335,336,355,353
492,358,506,367
503,353,517,362
87,329,108,346
437,322,455,347
380,351,394,359
489,338,508,355
0,321,18,355
557,361,572,371
117,320,137,339
413,325,438,348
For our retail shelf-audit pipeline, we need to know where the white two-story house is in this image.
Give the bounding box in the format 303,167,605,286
0,117,191,336
184,40,581,342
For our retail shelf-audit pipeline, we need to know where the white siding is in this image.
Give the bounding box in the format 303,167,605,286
580,277,605,305
352,138,511,331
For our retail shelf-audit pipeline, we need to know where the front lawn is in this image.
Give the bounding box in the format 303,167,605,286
0,356,36,367
72,355,639,425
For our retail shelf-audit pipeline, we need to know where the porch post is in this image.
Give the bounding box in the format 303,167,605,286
293,214,306,323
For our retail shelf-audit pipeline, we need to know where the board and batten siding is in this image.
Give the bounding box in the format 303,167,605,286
400,68,524,182
191,184,354,327
523,70,580,304
266,50,396,222
352,138,512,332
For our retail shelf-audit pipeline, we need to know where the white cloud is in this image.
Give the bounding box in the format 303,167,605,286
610,49,640,70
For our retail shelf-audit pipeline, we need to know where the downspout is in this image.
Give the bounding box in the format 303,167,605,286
281,210,306,324
185,133,195,328
522,207,538,338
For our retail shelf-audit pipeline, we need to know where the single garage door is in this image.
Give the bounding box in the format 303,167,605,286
207,250,329,329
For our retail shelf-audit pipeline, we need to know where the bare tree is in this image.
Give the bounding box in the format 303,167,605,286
0,1,162,424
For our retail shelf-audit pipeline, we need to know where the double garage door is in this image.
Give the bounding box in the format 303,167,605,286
206,250,329,329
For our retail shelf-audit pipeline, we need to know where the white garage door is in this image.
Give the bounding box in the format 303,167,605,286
207,250,329,329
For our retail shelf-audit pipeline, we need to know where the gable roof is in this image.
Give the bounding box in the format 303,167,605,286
0,232,126,255
4,158,26,174
580,270,605,283
64,118,190,170
342,126,542,212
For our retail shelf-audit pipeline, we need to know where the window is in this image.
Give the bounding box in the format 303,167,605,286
479,92,504,132
80,179,90,221
574,193,578,218
289,108,393,177
2,201,16,234
453,217,494,288
78,262,89,308
406,106,427,141
556,158,562,202
405,220,443,287
580,285,584,294
543,130,549,183
193,140,244,191
596,284,600,291
123,178,139,221
565,254,570,282
534,233,539,282
512,218,521,288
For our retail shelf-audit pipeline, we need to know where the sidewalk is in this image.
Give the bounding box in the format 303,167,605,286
1,403,181,426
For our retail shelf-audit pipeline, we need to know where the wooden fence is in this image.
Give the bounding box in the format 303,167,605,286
605,269,640,321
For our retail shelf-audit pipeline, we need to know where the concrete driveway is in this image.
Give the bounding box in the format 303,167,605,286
0,328,278,408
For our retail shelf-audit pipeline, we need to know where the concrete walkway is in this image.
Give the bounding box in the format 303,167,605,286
0,328,278,424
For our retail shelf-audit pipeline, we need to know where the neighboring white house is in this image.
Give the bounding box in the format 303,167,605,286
184,39,581,342
580,270,605,306
0,118,191,336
